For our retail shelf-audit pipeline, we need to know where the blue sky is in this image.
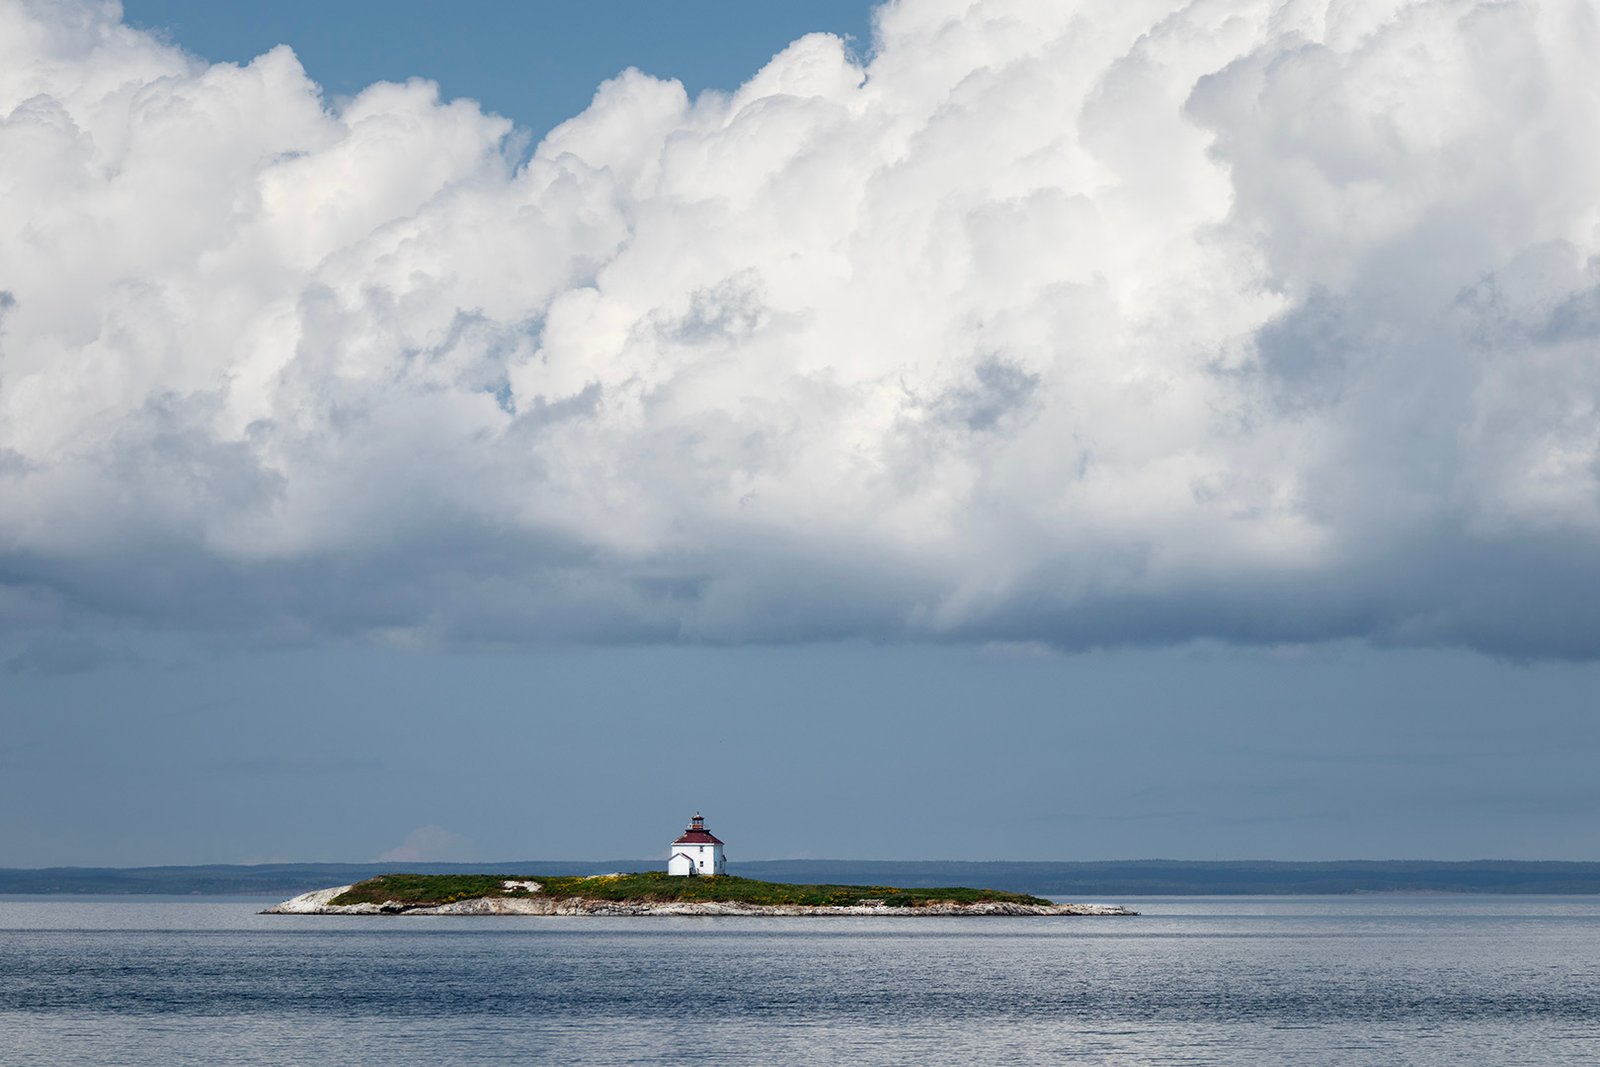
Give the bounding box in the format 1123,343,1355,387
122,1,878,142
9,639,1598,866
3,0,1599,866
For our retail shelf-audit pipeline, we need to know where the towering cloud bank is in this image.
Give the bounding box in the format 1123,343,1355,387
3,0,1599,655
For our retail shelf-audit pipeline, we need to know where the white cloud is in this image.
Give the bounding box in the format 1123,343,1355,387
3,0,1600,656
377,825,475,864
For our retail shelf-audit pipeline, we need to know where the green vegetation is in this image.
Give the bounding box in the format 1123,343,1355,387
327,871,1052,908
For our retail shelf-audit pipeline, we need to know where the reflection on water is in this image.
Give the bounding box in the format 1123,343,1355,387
2,895,1598,1064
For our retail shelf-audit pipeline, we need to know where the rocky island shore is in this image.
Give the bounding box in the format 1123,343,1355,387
264,873,1137,917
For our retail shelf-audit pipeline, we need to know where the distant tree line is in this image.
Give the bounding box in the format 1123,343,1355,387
5,859,1600,896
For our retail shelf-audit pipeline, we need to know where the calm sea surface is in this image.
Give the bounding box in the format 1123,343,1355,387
2,895,1597,1064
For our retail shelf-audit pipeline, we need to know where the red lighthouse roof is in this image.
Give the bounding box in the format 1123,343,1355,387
672,813,724,846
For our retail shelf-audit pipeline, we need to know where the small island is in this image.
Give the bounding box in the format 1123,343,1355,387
264,872,1137,916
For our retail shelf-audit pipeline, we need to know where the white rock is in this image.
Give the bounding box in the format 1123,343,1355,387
261,885,356,914
262,885,1137,917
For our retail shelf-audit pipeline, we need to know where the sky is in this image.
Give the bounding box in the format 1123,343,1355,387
3,0,1600,867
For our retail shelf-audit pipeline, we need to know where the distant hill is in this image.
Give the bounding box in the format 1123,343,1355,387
739,860,1600,896
0,861,644,897
4,859,1600,897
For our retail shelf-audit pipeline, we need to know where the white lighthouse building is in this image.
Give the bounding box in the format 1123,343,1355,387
667,813,726,876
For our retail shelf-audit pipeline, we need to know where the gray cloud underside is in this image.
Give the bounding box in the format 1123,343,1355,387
4,0,1600,657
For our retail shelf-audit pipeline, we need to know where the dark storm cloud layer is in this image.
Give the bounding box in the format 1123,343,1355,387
3,0,1600,657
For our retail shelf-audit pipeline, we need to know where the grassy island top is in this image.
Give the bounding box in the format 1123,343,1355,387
328,871,1053,909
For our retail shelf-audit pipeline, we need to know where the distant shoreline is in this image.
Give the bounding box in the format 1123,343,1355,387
6,859,1600,897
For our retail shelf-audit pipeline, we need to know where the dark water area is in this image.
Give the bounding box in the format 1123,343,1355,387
2,896,1598,1064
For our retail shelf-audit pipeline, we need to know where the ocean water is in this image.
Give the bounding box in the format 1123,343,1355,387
2,895,1597,1064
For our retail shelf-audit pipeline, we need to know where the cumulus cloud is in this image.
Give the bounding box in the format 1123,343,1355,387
3,0,1600,656
378,825,475,864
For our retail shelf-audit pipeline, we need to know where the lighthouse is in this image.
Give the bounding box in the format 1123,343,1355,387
667,813,726,876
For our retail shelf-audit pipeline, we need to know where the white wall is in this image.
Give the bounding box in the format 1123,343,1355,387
667,843,725,875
